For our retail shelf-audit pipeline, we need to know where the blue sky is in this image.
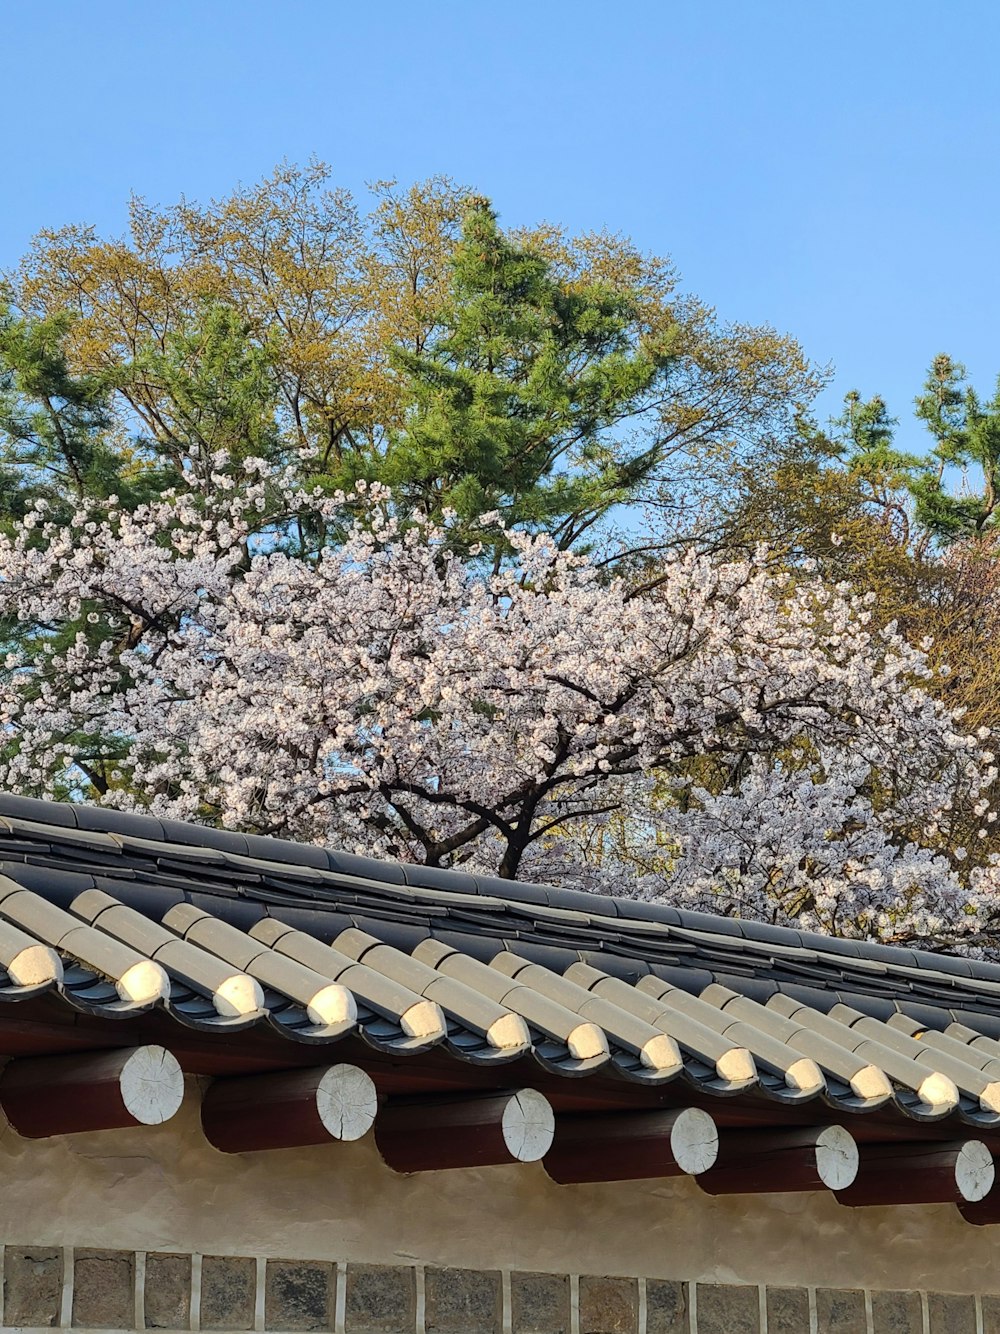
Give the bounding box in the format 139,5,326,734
5,1,999,452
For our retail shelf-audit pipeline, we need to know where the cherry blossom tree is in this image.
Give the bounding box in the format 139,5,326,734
0,458,996,948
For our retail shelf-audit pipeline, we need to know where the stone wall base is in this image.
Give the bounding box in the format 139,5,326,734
0,1246,993,1333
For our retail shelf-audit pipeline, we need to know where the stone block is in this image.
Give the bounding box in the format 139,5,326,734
767,1287,810,1333
424,1266,502,1334
982,1294,1000,1334
201,1255,257,1330
646,1280,687,1334
3,1247,64,1327
696,1283,759,1334
345,1264,417,1333
816,1288,866,1334
510,1271,570,1334
265,1259,334,1331
145,1253,193,1329
928,1292,976,1334
72,1249,134,1329
871,1289,923,1333
579,1275,639,1334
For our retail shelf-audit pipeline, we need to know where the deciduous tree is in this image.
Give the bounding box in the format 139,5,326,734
4,164,820,554
0,463,993,949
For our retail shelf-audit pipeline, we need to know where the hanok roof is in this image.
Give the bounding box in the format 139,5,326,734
3,793,1000,1216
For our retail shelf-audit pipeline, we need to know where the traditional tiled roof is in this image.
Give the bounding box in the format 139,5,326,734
2,793,1000,1134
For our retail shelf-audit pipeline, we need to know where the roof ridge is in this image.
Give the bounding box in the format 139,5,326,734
0,793,984,991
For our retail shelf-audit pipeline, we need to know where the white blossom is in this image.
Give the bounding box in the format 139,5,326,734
0,468,995,950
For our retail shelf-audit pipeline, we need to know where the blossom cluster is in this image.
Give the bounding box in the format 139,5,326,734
0,463,995,948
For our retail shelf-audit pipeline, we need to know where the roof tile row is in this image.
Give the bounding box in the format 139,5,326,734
3,795,1000,1130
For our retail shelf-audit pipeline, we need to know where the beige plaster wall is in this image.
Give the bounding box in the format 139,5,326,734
0,1080,991,1293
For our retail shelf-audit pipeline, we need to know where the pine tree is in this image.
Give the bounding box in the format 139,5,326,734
382,199,670,552
911,355,1000,541
0,308,118,524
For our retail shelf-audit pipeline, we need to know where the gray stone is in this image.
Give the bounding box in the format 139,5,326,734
424,1267,502,1334
982,1294,1000,1334
816,1288,866,1334
928,1292,976,1334
345,1264,417,1334
646,1280,687,1334
145,1253,192,1329
696,1283,760,1334
3,1247,64,1327
72,1249,134,1329
265,1260,334,1331
201,1255,257,1330
511,1271,570,1334
767,1287,810,1333
579,1275,639,1334
871,1289,923,1333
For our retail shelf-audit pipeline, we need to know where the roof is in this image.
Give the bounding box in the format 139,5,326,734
2,792,1000,1137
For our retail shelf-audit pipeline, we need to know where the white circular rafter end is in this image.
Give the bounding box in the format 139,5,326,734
501,1089,555,1162
316,1064,379,1141
957,1140,995,1203
120,1045,185,1125
669,1107,719,1176
815,1126,859,1191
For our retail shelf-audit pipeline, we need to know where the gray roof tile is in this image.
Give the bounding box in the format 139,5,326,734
3,797,1000,1139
